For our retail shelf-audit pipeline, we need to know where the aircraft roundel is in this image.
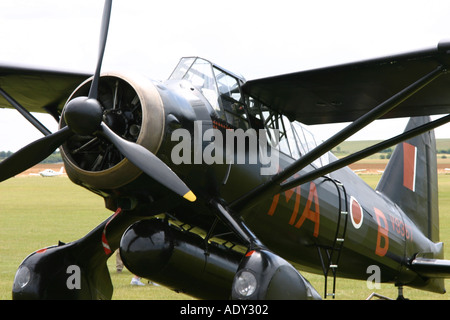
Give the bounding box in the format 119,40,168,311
350,196,363,229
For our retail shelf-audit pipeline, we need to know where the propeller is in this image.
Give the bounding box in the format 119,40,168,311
0,0,196,202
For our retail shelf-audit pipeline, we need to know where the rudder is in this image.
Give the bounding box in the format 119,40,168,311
376,116,439,242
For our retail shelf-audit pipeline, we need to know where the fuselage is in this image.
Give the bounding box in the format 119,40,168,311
235,152,442,288
159,58,443,292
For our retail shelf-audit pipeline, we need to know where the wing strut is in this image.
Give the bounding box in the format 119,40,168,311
0,88,52,136
230,64,446,212
280,114,450,192
210,199,264,247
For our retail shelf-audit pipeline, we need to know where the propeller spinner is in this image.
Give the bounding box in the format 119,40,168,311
0,0,196,202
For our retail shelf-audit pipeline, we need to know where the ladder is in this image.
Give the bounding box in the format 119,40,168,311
318,178,349,299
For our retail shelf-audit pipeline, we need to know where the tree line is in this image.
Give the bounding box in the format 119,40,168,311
0,150,62,163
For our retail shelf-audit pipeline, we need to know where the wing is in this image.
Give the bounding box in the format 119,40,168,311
0,63,90,117
242,41,450,125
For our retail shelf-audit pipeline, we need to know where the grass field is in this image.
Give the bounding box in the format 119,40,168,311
1,172,450,300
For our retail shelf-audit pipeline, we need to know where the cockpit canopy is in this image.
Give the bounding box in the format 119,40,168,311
169,57,245,125
169,57,328,168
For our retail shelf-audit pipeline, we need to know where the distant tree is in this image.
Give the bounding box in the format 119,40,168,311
0,150,62,163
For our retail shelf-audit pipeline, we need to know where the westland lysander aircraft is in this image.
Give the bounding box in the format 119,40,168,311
1,1,450,300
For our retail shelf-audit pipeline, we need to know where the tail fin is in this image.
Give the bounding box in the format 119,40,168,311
376,116,439,242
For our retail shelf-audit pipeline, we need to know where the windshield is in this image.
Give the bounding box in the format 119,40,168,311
169,57,247,127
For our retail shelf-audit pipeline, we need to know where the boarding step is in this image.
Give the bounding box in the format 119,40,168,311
320,177,349,299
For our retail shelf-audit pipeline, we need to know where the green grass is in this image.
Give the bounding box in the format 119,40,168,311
1,174,450,300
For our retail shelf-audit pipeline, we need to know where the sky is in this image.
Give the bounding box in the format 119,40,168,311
0,0,449,151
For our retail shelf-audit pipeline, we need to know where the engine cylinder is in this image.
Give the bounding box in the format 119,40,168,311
120,218,244,299
60,72,165,190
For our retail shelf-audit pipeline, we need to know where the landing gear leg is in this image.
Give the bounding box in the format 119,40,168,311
396,285,409,300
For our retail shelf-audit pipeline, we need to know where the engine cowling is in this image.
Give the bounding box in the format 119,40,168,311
60,72,165,190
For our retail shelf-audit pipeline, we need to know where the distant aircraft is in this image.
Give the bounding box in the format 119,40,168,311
1,0,450,300
29,166,65,177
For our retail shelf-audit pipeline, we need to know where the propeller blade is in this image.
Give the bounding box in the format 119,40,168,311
88,0,113,100
0,1,112,183
97,122,196,202
0,126,72,182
